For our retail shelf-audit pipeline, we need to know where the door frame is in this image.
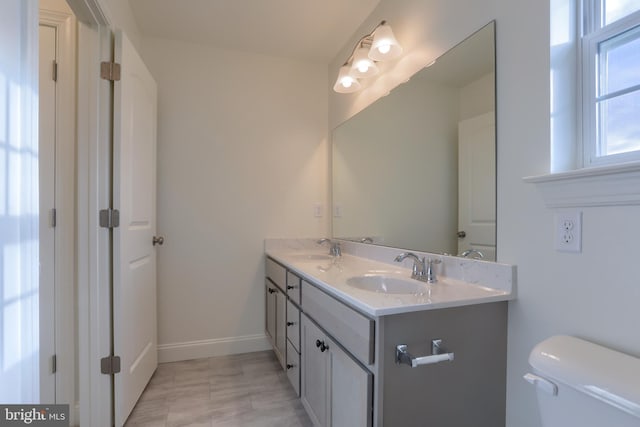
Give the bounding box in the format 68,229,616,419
65,0,113,424
38,5,77,418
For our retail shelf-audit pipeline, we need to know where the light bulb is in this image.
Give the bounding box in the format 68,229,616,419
356,61,369,73
351,47,379,77
333,65,361,93
377,43,391,54
369,22,402,61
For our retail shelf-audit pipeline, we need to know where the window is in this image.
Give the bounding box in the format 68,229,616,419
582,0,640,166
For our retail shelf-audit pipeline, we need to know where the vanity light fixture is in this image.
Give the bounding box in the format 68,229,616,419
333,21,403,94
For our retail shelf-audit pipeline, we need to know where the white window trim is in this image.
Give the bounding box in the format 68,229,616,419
523,160,640,207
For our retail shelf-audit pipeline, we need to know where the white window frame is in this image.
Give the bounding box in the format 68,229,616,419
581,1,640,167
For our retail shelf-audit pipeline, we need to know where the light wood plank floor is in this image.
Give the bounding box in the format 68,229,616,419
125,351,313,427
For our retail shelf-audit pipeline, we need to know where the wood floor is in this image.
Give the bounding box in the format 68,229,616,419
124,351,313,427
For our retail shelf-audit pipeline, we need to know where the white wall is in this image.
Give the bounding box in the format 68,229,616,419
329,0,640,426
141,37,329,360
99,0,142,50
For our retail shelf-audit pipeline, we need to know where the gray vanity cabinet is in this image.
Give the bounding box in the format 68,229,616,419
301,314,372,427
266,255,508,427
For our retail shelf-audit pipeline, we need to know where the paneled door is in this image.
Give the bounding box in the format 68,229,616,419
458,112,496,261
112,30,158,426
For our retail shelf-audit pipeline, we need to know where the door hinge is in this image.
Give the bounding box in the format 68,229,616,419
100,355,121,375
52,354,57,374
52,61,58,82
99,208,120,229
100,61,121,81
50,208,57,228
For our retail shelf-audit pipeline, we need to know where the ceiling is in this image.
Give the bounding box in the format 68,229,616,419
128,0,381,63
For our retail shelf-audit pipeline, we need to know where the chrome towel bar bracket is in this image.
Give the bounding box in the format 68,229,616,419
396,339,455,368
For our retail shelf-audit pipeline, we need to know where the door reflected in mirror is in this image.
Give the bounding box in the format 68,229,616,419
332,22,496,260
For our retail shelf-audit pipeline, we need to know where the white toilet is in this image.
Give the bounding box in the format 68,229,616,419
525,335,640,427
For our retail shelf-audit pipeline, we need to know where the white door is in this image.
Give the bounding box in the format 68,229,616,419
38,23,57,404
112,30,158,426
458,112,496,261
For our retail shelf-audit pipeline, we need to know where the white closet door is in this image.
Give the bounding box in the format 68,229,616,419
112,30,158,426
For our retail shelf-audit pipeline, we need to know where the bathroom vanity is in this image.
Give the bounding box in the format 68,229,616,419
265,239,515,427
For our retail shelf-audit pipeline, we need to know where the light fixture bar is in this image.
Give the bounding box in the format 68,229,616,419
333,20,403,94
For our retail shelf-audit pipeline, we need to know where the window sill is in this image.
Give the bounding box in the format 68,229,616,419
523,161,640,208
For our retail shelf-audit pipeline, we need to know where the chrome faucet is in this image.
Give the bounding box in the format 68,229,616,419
316,238,342,257
359,237,374,244
394,252,441,283
460,249,484,259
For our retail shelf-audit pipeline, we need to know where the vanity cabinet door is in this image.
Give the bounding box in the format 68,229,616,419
275,287,287,366
286,271,301,305
301,314,330,426
287,300,300,351
266,280,276,346
265,280,286,368
330,340,372,427
286,340,300,396
301,314,373,427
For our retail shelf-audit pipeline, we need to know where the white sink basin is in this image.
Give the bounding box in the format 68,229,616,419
346,275,427,295
288,253,334,262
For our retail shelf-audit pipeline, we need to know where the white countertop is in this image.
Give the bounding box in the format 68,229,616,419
266,249,514,317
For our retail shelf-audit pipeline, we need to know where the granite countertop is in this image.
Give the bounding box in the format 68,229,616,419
266,249,514,317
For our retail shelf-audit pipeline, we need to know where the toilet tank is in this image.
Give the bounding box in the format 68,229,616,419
525,335,640,427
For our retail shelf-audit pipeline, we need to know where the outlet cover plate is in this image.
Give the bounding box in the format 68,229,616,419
555,210,582,253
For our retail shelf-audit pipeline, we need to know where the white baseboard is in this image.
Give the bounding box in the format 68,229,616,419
157,333,272,363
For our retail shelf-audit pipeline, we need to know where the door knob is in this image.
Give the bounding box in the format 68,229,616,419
152,235,165,246
457,231,466,238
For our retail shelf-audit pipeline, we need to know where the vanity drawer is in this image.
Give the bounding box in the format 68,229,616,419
301,281,374,365
287,300,301,351
286,340,300,396
266,257,286,291
286,272,301,305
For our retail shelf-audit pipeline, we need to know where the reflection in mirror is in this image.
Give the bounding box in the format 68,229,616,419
332,22,496,260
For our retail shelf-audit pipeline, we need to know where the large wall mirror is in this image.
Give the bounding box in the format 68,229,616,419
332,21,496,260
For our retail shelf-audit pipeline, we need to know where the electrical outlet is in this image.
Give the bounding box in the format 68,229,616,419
555,210,582,253
313,203,323,218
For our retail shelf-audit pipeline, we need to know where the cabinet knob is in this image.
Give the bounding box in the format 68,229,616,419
286,364,295,370
287,321,295,326
315,339,329,352
287,285,295,290
267,288,276,294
